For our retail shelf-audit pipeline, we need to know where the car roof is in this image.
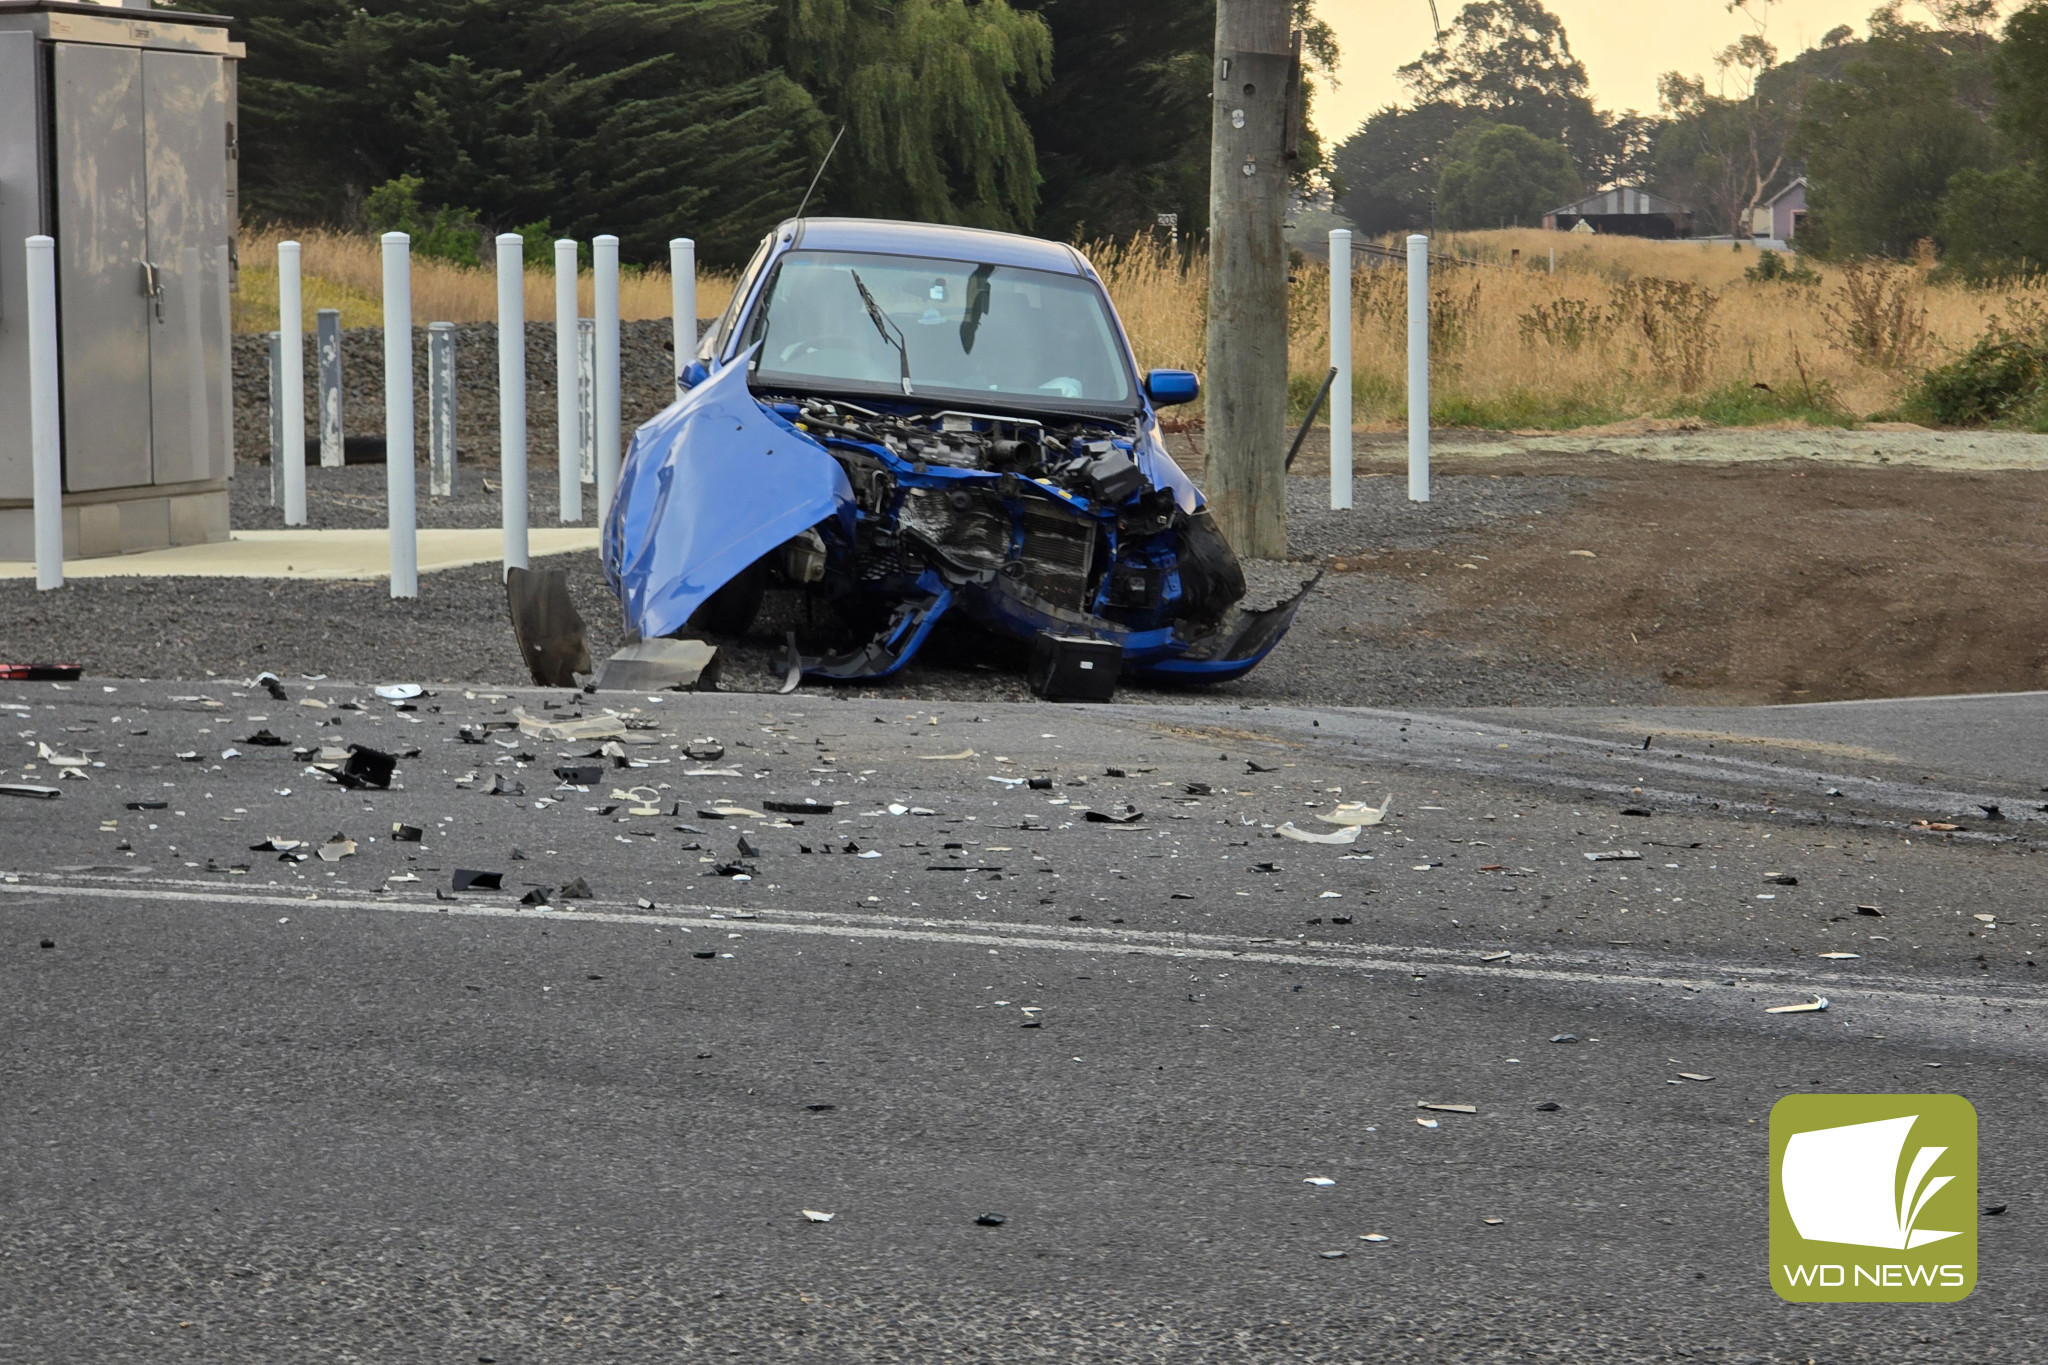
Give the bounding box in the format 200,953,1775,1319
783,218,1089,276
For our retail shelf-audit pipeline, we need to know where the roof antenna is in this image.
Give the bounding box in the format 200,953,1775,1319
795,125,847,222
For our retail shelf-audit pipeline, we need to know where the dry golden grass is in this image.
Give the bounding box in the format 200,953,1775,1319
235,223,2044,427
232,225,737,334
1087,226,2048,427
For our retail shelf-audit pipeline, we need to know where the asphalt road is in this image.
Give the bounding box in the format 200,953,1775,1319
1,680,2042,1362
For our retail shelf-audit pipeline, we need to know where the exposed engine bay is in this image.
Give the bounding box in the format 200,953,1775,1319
683,393,1314,684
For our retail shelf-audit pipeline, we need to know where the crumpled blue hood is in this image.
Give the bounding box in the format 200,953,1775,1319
604,352,854,640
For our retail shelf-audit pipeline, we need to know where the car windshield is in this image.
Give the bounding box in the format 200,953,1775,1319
744,250,1134,408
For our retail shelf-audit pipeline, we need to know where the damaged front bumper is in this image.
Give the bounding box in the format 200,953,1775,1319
603,351,1309,685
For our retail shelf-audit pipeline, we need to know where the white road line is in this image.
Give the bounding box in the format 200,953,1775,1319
4,876,2035,1013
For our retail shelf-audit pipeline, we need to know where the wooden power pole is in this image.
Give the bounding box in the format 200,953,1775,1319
1204,0,1292,560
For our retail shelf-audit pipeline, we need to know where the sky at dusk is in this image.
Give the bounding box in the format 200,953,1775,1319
1312,1,1904,142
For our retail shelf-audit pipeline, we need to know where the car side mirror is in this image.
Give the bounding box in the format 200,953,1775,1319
679,359,709,390
1144,368,1199,407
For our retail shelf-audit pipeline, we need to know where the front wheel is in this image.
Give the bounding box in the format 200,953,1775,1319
689,557,768,637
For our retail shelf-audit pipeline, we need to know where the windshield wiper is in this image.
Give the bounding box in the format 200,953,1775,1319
849,269,912,395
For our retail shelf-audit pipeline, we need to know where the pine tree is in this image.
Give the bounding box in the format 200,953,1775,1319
217,0,828,263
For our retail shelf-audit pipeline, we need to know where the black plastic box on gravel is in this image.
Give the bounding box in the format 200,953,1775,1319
1027,633,1121,701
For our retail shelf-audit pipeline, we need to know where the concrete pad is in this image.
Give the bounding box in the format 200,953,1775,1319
0,526,599,581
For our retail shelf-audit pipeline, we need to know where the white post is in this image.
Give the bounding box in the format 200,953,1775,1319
427,322,456,496
577,319,596,486
1549,246,1556,276
555,238,580,523
669,237,696,371
496,233,528,573
594,233,621,521
1328,228,1352,511
25,236,62,590
278,239,306,525
317,308,343,467
382,232,418,598
1406,233,1431,504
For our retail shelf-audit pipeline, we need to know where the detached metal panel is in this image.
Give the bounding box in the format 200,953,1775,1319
52,41,152,494
0,30,45,501
143,47,227,485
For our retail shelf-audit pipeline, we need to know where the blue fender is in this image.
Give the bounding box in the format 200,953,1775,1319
604,351,854,641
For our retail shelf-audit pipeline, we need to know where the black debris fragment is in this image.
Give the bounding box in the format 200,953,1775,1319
1330,914,1353,925
1984,1204,2008,1216
710,862,759,877
974,1213,1007,1227
520,887,551,906
1979,804,2004,821
39,939,54,950
1535,1102,1561,1112
1026,777,1053,790
805,1103,837,1113
692,950,716,959
1764,874,1799,886
559,877,594,899
1246,761,1278,773
764,799,835,816
338,745,397,790
1550,1033,1579,1044
1855,905,1884,917
1084,805,1142,824
1620,807,1652,818
488,775,525,797
1184,782,1212,796
392,823,423,842
256,673,288,701
453,869,504,891
244,729,288,747
125,800,168,811
685,742,726,762
737,836,761,858
554,764,603,786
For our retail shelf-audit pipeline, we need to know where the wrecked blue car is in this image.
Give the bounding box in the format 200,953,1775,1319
603,217,1311,686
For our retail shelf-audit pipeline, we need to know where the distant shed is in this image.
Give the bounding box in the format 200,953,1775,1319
1764,177,1807,243
1543,187,1693,239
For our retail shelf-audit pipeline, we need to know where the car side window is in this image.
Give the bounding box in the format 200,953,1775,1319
712,233,778,360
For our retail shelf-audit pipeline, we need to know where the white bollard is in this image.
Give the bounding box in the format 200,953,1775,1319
1406,233,1430,504
26,236,62,590
670,237,696,372
278,239,307,525
427,322,456,497
1328,228,1352,511
555,239,580,523
577,319,596,486
496,233,528,573
317,308,343,467
594,234,622,521
382,232,418,598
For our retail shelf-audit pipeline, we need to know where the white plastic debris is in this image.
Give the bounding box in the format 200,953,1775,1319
1277,822,1361,845
1316,794,1391,828
1303,1177,1336,1187
802,1209,835,1223
1765,996,1830,1014
1584,850,1643,862
375,684,424,700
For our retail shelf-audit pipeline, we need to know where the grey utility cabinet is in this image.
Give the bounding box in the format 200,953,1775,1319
0,1,240,561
